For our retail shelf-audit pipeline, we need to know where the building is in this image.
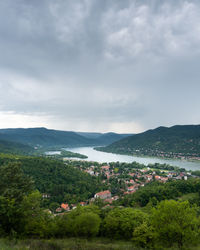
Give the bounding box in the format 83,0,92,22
56,207,62,213
61,203,70,211
94,190,111,199
101,165,110,171
80,201,87,206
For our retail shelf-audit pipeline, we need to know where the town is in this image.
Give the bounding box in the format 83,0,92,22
52,160,196,214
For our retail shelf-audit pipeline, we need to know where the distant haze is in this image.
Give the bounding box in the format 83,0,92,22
0,0,200,133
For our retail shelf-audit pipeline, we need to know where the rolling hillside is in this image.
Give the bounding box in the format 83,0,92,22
0,128,131,148
97,125,200,158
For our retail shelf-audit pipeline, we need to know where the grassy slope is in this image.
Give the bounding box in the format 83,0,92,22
0,238,137,250
1,238,200,250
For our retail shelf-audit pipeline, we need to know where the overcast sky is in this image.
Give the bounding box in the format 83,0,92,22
0,0,200,133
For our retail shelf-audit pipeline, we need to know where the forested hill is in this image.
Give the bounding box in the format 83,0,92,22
77,132,132,145
0,128,131,148
98,125,200,158
0,139,33,155
0,128,94,147
0,155,102,204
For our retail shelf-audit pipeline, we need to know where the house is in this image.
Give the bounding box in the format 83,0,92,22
80,201,87,206
94,190,111,199
61,203,70,211
127,186,137,192
113,195,119,201
101,165,110,171
86,170,94,175
160,177,168,183
128,186,135,191
104,198,113,204
155,175,161,180
56,207,62,213
42,193,50,198
145,175,153,181
71,204,77,210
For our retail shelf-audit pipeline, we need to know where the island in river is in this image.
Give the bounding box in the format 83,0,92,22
45,149,88,159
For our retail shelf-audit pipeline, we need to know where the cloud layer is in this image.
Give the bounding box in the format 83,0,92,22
0,0,200,132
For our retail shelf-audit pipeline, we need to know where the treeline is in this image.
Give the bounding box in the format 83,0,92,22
47,150,88,159
1,162,200,249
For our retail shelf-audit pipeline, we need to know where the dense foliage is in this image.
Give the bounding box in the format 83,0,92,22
0,155,104,204
1,155,200,249
1,162,200,249
118,178,200,207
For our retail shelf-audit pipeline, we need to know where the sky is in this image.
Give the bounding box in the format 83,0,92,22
0,0,200,133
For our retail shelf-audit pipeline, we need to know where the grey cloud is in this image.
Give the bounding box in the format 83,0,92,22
0,0,199,132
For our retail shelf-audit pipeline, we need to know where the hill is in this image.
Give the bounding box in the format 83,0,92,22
77,132,132,144
0,139,33,155
0,128,131,148
0,128,94,148
97,125,200,159
0,155,103,204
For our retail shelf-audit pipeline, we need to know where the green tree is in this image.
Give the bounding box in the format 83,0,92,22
20,191,49,237
49,202,60,213
132,221,155,248
151,200,200,248
0,162,34,202
103,208,148,239
73,212,101,237
0,162,34,235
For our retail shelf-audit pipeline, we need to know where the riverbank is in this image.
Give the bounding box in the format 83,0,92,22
95,147,200,163
66,146,200,170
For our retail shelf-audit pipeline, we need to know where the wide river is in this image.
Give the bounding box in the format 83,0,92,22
65,146,200,171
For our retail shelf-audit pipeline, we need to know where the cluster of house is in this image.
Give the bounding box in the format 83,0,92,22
55,201,87,213
55,190,118,213
84,165,99,176
53,164,192,213
137,149,200,161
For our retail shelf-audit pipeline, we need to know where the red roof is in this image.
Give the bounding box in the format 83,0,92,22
101,166,110,170
61,203,69,210
80,202,86,206
95,190,111,196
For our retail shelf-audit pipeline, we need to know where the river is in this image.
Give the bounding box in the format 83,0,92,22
64,146,200,171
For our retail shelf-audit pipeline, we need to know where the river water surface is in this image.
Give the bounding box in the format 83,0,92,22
64,146,200,171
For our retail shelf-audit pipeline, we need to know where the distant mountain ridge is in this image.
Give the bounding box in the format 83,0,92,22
0,127,131,149
97,125,200,159
77,131,132,144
